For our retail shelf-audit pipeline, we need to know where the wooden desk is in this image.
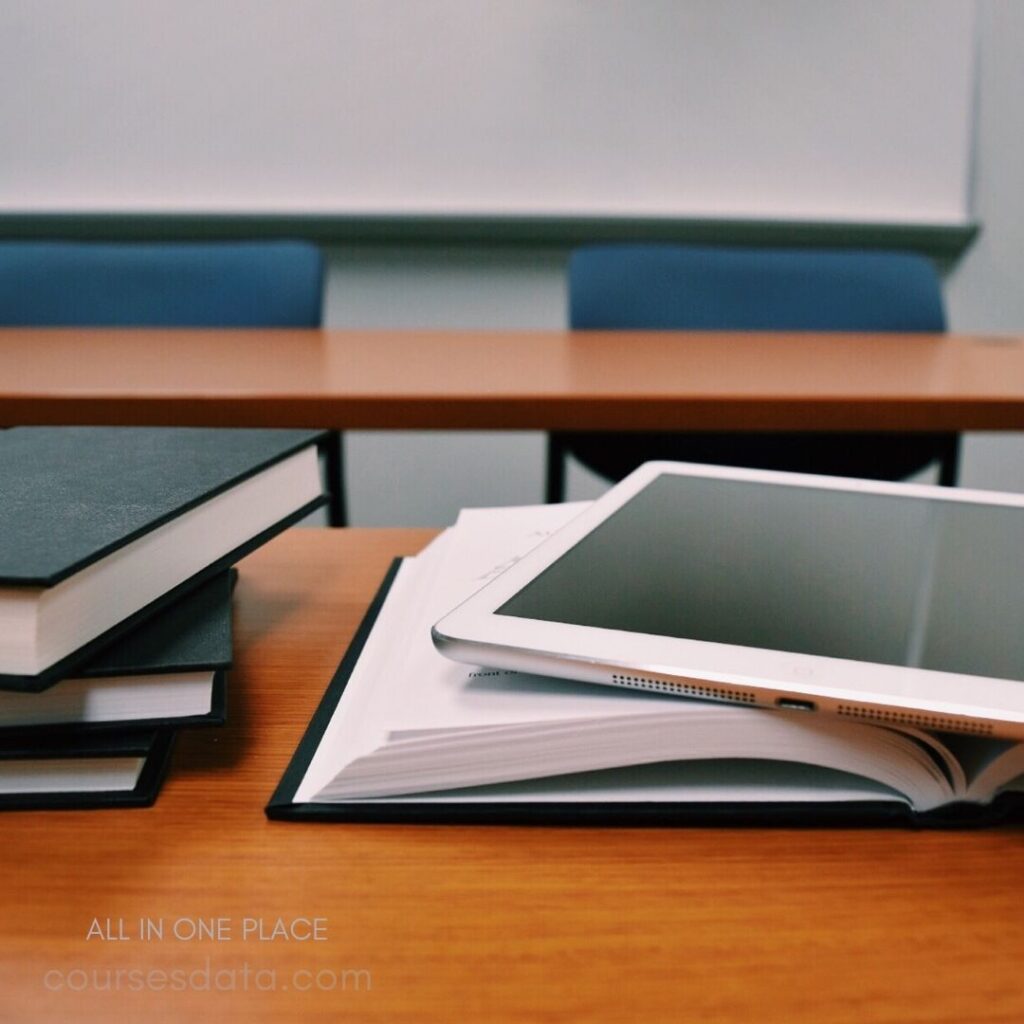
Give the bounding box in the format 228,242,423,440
3,327,1024,431
2,528,1021,1023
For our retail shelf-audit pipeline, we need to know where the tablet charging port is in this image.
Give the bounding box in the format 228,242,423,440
776,698,817,712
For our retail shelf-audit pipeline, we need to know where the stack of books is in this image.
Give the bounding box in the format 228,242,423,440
0,426,327,809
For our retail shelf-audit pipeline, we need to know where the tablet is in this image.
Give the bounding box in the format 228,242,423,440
433,462,1024,741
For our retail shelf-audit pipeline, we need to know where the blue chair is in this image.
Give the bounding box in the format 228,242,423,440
0,241,323,327
0,241,344,523
547,244,959,501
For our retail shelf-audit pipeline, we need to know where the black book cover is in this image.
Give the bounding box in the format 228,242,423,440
267,561,1024,828
0,428,327,691
80,569,236,678
0,426,327,586
0,729,175,811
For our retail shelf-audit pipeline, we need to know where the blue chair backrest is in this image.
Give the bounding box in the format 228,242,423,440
0,241,323,327
569,244,945,333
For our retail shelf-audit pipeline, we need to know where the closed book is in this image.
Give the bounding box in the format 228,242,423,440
0,571,237,734
0,426,327,691
0,729,174,810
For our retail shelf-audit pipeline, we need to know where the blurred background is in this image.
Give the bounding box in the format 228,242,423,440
1,0,1020,524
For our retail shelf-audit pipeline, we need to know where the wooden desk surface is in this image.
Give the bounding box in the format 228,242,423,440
2,528,1022,1023
3,327,1024,431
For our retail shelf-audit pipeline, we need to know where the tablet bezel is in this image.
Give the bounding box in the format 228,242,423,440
432,462,1024,741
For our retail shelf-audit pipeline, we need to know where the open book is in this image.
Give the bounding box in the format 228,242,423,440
269,504,1024,825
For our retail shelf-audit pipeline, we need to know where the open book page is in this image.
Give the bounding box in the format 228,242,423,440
323,703,955,808
293,531,452,802
297,502,961,811
937,735,1024,802
379,760,915,806
297,504,595,802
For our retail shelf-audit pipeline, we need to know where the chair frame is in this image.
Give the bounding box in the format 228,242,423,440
545,432,960,503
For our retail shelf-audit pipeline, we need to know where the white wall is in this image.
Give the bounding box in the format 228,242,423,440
0,0,975,223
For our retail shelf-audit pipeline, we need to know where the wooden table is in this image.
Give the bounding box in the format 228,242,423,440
2,528,1021,1023
4,327,1024,431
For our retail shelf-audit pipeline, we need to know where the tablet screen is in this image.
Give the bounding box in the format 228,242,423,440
497,473,1024,682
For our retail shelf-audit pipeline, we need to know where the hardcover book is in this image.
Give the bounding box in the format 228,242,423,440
0,426,327,690
0,729,174,810
0,570,237,733
269,504,1024,826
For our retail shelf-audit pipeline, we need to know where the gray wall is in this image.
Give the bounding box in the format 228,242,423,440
324,247,582,526
330,0,1024,526
944,0,1024,492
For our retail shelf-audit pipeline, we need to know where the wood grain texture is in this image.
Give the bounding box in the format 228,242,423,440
3,328,1024,431
1,527,1023,1023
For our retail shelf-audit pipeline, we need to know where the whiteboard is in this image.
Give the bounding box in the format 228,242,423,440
0,0,977,224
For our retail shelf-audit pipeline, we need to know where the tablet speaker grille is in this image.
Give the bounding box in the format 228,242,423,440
836,704,993,736
610,673,756,704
